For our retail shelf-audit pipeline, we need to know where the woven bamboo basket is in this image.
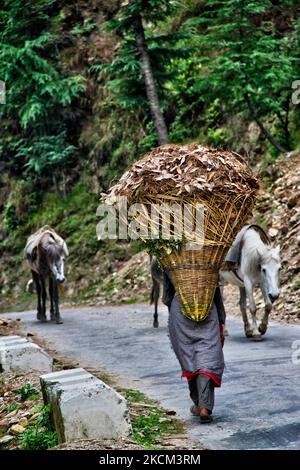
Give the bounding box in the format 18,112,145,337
161,245,227,321
159,192,256,321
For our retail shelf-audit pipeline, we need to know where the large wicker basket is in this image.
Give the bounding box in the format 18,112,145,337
159,192,255,321
103,144,259,321
161,245,227,321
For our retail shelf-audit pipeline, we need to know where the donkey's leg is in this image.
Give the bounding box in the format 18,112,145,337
239,287,252,337
151,279,160,328
259,285,272,335
244,278,261,340
49,277,55,318
40,277,48,321
32,271,45,321
52,280,63,324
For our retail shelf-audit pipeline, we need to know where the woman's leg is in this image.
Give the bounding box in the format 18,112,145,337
197,375,215,414
188,377,198,406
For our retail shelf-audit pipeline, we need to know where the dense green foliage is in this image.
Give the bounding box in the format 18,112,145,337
0,0,300,306
1,0,299,184
98,0,300,155
188,0,300,152
96,0,190,111
0,0,85,176
17,383,39,401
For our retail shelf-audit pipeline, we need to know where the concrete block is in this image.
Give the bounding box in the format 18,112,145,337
0,335,53,373
40,368,132,442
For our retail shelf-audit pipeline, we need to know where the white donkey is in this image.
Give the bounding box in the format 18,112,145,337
220,225,281,340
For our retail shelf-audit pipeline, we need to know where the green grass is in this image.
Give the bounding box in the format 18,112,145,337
4,403,19,413
123,389,184,449
121,297,138,304
16,383,40,401
21,405,58,450
124,389,151,403
292,281,300,292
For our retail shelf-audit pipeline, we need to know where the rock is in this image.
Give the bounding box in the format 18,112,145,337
0,435,15,447
0,418,9,433
7,416,19,425
268,228,279,238
9,424,25,435
290,211,300,224
0,335,53,373
28,412,41,422
273,186,285,198
281,224,289,235
6,409,18,418
18,417,28,427
40,368,132,443
287,195,298,208
158,417,172,424
0,319,8,326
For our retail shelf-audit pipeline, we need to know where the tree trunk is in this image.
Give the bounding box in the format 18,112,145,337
130,1,169,145
244,92,287,154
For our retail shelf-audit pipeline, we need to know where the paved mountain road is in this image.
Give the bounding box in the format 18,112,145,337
5,304,300,450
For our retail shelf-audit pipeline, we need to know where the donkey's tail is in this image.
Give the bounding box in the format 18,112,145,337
150,282,155,305
150,278,160,305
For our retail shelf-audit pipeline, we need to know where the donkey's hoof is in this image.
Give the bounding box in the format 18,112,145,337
245,330,253,338
258,324,267,335
252,333,262,341
37,313,47,322
153,321,159,328
51,315,63,324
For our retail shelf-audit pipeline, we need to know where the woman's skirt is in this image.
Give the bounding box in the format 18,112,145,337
168,295,225,386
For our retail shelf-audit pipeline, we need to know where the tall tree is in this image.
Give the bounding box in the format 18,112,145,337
188,0,300,153
99,0,189,146
129,0,168,145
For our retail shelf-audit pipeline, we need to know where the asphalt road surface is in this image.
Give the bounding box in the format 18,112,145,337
5,304,300,450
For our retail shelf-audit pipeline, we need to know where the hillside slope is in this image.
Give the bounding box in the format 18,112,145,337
0,150,299,324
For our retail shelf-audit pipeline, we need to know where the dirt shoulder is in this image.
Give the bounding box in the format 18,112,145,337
0,318,200,451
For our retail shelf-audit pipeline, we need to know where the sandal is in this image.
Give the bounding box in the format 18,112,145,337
200,414,213,423
190,405,200,416
200,408,213,423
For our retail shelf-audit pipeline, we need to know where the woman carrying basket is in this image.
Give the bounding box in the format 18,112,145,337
163,272,225,424
103,143,258,422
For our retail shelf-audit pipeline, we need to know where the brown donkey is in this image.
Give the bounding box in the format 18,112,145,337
25,226,68,324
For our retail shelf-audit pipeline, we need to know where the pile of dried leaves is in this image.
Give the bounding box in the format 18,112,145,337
104,144,259,203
